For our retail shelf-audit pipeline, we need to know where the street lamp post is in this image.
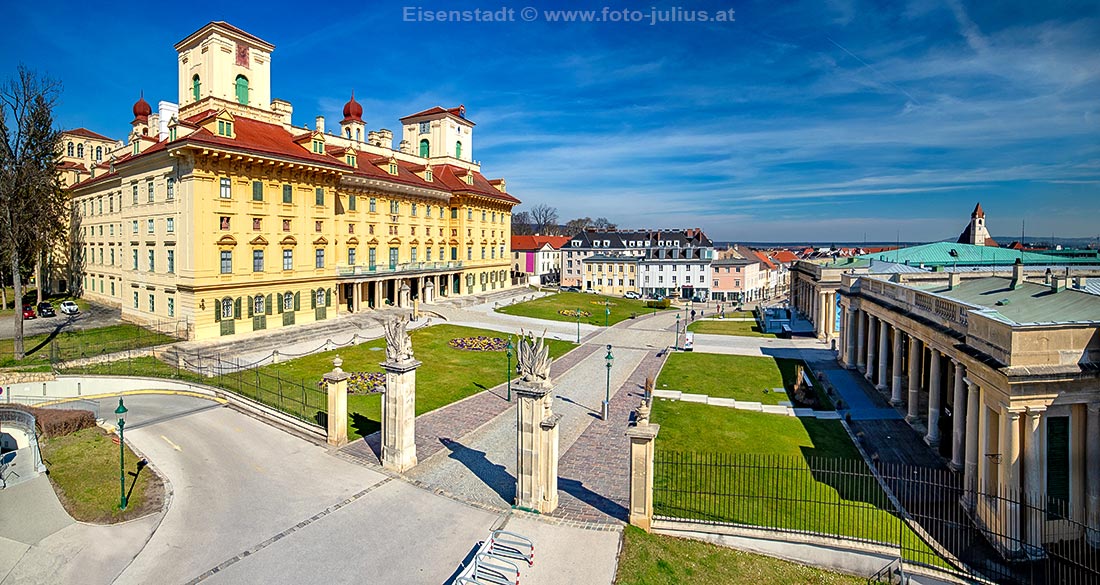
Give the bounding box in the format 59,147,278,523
576,307,581,343
506,337,514,401
115,397,128,510
602,344,614,420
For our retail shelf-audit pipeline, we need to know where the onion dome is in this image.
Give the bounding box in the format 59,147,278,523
342,91,363,122
132,93,152,122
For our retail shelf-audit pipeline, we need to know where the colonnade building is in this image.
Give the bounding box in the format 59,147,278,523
67,22,517,340
837,262,1100,554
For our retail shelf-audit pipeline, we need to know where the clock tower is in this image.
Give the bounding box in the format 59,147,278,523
174,22,274,117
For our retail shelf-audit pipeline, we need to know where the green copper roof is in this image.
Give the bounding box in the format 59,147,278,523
919,277,1100,325
850,242,1096,267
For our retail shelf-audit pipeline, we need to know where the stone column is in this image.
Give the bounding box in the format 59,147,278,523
856,310,866,371
950,361,967,471
876,319,889,391
964,379,981,509
515,385,560,514
906,336,922,423
844,307,857,369
626,402,660,531
381,356,420,472
1024,406,1046,552
890,326,904,405
352,283,362,312
323,357,349,447
865,315,877,383
1002,407,1024,557
925,349,943,446
1087,402,1100,547
374,280,383,308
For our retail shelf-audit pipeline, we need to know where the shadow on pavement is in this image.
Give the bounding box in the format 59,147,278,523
559,477,628,521
440,437,515,504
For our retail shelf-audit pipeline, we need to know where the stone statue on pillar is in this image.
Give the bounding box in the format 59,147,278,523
514,330,561,513
381,317,419,472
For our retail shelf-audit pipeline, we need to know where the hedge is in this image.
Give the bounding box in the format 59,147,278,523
4,404,97,438
645,298,672,309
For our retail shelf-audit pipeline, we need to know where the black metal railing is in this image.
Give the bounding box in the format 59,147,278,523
654,451,1100,584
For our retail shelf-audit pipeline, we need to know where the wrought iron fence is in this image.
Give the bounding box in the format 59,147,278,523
653,451,1100,584
46,318,190,364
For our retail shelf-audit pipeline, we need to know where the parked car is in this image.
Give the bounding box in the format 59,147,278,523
584,288,598,294
59,300,80,315
37,302,56,317
560,286,580,293
624,291,641,299
21,306,35,319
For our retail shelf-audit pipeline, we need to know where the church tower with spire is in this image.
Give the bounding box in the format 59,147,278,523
957,202,998,247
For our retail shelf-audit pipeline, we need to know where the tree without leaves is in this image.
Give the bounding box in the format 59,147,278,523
563,217,592,236
511,210,534,235
529,203,559,235
0,66,64,359
592,217,617,230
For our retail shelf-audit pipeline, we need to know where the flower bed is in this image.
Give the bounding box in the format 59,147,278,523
559,309,591,318
317,371,386,395
447,336,509,351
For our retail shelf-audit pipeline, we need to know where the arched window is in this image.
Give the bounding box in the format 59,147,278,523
355,128,361,141
220,297,233,320
77,144,84,158
345,128,351,139
192,75,201,102
455,141,462,159
95,146,102,161
235,75,249,105
419,139,430,158
67,142,74,157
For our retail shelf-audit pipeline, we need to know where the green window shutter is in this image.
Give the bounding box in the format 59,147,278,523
294,291,301,311
325,288,332,307
214,300,221,322
247,295,254,317
311,290,316,309
1046,416,1070,512
234,297,242,319
266,294,273,315
277,294,283,314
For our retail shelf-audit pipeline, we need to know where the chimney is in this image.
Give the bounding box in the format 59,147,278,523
1011,258,1025,290
1052,276,1066,294
949,272,961,290
315,115,325,133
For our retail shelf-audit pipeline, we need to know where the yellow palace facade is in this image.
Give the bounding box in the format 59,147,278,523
68,22,517,340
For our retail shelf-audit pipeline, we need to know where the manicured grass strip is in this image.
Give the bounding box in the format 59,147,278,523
687,319,775,338
39,426,165,523
615,525,865,585
656,353,790,405
496,291,669,326
0,323,177,368
651,402,939,566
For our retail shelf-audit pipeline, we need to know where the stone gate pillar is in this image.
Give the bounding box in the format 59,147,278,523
323,356,349,447
627,401,660,531
424,280,435,304
381,318,419,472
397,281,411,309
515,385,560,513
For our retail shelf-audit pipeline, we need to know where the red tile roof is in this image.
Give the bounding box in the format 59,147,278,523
511,235,571,251
183,116,345,168
771,250,799,264
753,250,777,270
64,127,115,142
399,105,475,126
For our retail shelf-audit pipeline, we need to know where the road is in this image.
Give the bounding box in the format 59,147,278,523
0,302,122,340
2,393,620,585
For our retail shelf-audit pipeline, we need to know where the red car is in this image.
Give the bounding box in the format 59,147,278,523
21,306,35,319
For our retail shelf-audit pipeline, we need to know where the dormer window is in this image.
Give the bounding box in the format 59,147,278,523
312,140,323,153
217,120,234,137
133,142,139,156
425,168,433,182
388,161,398,175
169,127,177,141
464,172,473,185
346,153,356,166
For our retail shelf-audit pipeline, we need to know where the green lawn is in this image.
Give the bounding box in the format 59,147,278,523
39,427,165,523
655,353,787,405
495,291,669,326
0,323,178,368
687,319,775,338
651,401,938,565
615,525,866,585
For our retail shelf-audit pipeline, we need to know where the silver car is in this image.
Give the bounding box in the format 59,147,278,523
59,300,80,315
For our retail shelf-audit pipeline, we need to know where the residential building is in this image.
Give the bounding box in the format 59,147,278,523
581,254,640,296
838,265,1100,555
562,228,714,299
710,257,763,304
511,235,570,285
67,21,517,340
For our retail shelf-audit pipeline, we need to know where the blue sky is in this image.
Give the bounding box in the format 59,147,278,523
3,0,1098,242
